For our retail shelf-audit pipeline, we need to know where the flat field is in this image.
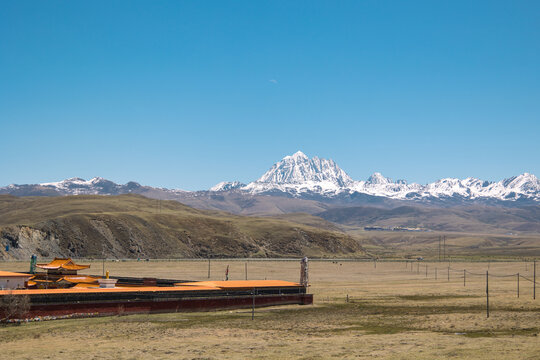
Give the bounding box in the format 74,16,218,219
0,260,539,359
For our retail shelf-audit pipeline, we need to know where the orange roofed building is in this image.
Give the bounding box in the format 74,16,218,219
36,258,90,275
28,258,97,289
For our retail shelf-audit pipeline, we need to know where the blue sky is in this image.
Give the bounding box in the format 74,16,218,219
1,1,539,190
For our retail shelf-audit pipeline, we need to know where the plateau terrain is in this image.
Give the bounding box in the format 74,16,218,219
0,194,364,260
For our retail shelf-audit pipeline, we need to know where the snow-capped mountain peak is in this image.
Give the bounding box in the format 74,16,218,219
90,177,107,183
499,173,540,196
284,150,309,161
238,151,354,196
40,177,87,187
230,153,540,202
210,181,246,192
35,177,136,195
502,173,538,188
366,172,392,185
66,177,86,182
255,151,353,186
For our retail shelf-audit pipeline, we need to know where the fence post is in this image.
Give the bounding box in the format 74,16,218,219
534,260,536,300
417,262,419,274
517,273,520,298
208,258,211,279
245,261,248,280
425,264,428,278
464,269,466,287
448,266,450,282
486,271,489,318
252,288,255,320
435,267,437,280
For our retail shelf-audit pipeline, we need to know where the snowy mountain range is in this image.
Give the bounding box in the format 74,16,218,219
0,177,186,197
213,151,540,202
1,151,539,204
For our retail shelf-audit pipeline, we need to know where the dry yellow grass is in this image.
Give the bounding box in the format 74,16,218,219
0,260,539,359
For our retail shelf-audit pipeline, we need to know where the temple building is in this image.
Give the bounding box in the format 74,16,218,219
28,258,98,289
36,258,91,275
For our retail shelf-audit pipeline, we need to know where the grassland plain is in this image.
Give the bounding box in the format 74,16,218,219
0,260,538,359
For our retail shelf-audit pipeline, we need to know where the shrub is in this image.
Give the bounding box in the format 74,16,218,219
0,292,30,323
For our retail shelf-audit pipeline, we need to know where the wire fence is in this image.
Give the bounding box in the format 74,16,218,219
402,260,538,317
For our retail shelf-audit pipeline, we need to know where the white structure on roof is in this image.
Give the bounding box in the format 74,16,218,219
98,278,117,288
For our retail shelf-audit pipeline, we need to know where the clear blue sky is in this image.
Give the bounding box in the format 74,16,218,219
1,1,539,190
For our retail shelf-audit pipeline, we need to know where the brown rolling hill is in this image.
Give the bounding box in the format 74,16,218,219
0,194,366,260
317,205,540,234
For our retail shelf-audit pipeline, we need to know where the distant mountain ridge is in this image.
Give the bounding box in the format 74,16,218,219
219,151,540,203
1,177,187,197
1,151,539,208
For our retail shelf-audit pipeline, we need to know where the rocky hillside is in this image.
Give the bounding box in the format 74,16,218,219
0,195,366,260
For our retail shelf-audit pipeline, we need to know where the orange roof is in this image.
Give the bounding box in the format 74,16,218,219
0,285,221,295
174,280,300,289
0,271,32,278
36,258,90,271
59,275,99,284
0,280,301,295
72,283,100,288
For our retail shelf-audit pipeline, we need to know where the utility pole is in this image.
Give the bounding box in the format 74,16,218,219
443,236,446,261
438,236,441,261
251,288,256,320
102,242,105,277
486,271,490,318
